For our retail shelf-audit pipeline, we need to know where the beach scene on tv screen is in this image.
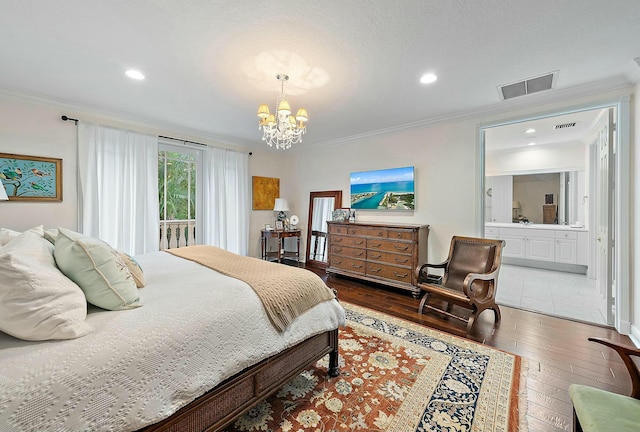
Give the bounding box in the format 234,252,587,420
350,166,415,210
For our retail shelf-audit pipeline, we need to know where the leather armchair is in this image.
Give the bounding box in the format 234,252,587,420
569,337,640,432
415,236,504,333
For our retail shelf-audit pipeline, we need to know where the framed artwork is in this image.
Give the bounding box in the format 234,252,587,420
0,153,62,201
275,220,284,230
332,208,351,222
252,176,280,210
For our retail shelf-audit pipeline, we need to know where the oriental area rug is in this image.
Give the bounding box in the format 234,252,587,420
226,303,527,432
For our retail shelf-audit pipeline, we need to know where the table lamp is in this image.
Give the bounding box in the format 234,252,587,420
273,198,289,221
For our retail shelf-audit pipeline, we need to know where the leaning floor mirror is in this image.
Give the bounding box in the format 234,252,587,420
306,190,342,268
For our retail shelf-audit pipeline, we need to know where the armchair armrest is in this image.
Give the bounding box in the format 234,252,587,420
415,260,448,283
462,268,499,298
588,337,640,399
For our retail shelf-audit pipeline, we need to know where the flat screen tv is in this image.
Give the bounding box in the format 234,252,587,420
350,166,415,210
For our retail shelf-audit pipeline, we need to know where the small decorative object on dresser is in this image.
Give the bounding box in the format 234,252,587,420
332,208,350,222
326,221,429,297
275,220,284,230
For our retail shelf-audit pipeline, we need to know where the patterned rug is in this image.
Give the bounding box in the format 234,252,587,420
225,303,527,432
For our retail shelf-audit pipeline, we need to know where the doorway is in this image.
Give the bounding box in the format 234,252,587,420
481,106,617,326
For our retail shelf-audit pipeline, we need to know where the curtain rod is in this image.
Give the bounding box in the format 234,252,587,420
61,115,252,155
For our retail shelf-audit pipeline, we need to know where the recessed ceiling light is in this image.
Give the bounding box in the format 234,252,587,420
420,73,437,84
528,142,536,146
125,69,145,80
525,128,536,134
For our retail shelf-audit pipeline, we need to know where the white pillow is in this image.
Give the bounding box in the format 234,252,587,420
0,227,93,341
0,227,22,246
54,228,141,310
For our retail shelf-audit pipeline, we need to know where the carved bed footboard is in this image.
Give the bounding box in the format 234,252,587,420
141,328,339,432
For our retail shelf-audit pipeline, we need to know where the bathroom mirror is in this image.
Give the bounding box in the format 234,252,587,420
305,190,342,268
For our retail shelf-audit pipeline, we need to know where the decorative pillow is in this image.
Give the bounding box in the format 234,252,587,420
0,227,93,341
0,227,23,246
54,228,141,310
118,251,145,288
43,227,59,244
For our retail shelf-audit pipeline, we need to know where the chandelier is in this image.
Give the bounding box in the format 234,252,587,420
257,74,308,150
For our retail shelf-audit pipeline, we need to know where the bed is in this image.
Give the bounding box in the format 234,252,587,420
0,227,345,432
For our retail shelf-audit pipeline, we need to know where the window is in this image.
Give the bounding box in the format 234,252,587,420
158,144,202,249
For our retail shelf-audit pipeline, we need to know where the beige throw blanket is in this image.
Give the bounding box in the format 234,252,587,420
166,245,336,332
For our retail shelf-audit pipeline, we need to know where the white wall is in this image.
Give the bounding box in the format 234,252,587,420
0,96,78,230
485,141,586,176
289,121,479,263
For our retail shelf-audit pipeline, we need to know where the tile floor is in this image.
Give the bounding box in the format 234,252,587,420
496,264,609,325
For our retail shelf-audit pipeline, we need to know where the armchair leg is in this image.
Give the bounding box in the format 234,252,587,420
493,304,502,322
418,292,429,313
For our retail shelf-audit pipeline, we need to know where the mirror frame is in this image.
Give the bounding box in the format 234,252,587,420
305,190,342,268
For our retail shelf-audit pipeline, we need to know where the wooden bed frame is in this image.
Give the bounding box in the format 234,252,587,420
141,328,339,432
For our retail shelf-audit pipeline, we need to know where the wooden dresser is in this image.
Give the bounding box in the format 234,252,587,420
326,221,429,297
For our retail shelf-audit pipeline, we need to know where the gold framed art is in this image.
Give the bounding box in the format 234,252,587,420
252,176,280,210
0,152,63,201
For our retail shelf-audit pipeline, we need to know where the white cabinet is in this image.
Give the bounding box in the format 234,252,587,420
555,231,577,264
490,225,588,266
501,227,554,261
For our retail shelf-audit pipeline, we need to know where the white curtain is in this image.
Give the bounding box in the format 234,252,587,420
202,146,249,255
78,122,159,255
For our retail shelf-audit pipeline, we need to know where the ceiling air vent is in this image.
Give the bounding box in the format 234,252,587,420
554,122,576,129
498,71,558,100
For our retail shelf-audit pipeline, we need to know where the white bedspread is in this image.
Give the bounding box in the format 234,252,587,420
0,251,345,432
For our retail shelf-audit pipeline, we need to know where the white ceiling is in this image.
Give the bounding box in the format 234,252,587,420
1,0,639,150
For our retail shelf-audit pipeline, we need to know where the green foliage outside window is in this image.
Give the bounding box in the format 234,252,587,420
158,151,196,221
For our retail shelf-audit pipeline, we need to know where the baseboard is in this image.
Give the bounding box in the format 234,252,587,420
630,324,640,348
502,258,588,275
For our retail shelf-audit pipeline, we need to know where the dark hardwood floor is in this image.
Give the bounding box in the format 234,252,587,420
307,265,634,432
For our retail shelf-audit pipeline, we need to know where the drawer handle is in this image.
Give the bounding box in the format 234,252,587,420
370,253,382,259
395,233,402,238
395,258,409,264
334,259,342,264
369,267,381,273
334,238,343,243
394,245,409,251
370,243,382,248
377,232,384,237
354,251,364,257
352,264,363,269
349,229,356,234
394,271,409,279
334,248,343,253
355,240,364,245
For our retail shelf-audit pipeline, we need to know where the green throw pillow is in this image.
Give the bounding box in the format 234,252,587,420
54,228,141,310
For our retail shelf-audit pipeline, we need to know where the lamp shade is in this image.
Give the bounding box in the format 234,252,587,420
257,104,270,118
277,100,291,116
273,198,290,212
295,108,308,122
0,182,8,201
512,200,521,209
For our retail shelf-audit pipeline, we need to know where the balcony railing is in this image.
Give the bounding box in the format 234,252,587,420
160,219,196,250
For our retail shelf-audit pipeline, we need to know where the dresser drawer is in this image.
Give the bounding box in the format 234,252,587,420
329,224,349,235
366,249,412,266
555,230,577,240
367,238,413,253
363,227,388,238
387,228,413,241
330,235,366,248
330,256,366,274
344,225,367,236
366,262,413,284
330,245,366,259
